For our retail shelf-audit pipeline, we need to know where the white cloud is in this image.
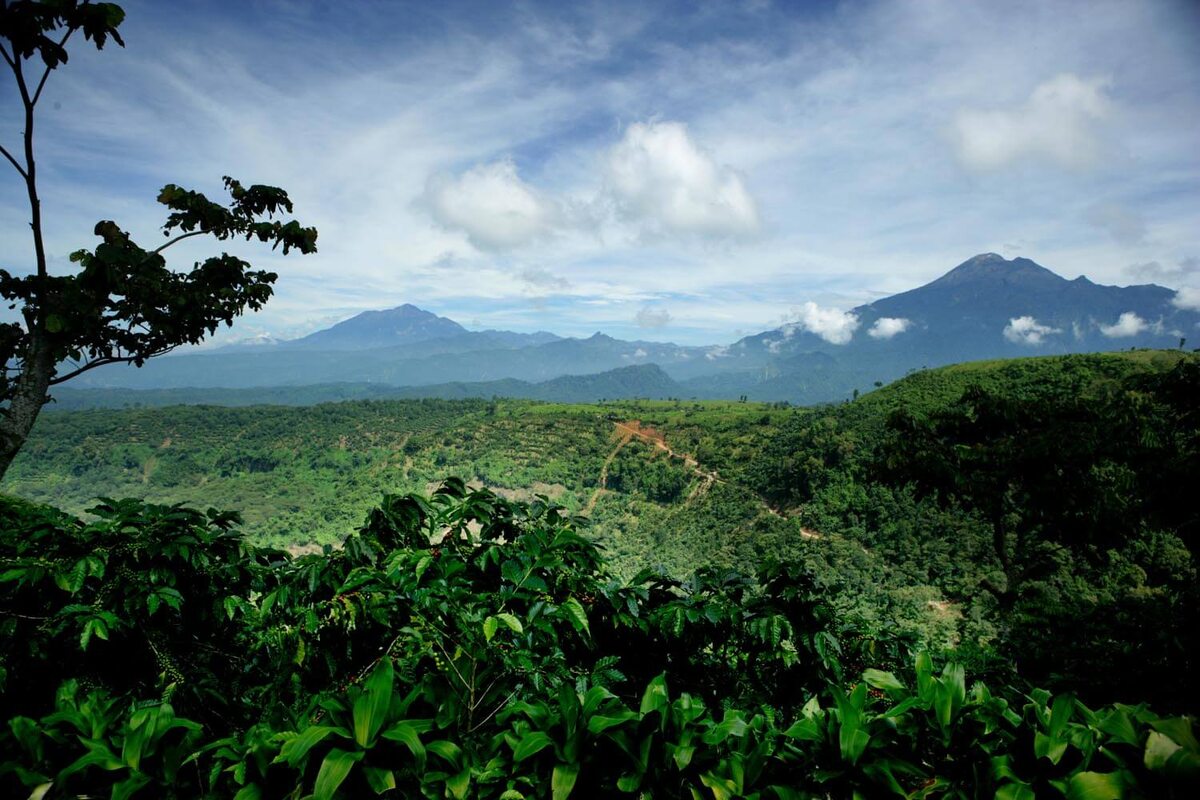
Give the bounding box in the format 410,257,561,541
1173,287,1200,311
952,74,1113,172
423,159,557,251
634,305,672,328
867,317,911,339
606,121,759,237
1098,311,1148,337
1003,316,1061,345
789,302,859,345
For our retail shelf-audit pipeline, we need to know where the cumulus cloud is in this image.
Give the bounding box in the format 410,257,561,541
1003,316,1061,345
634,305,672,328
867,317,912,339
788,302,859,345
423,159,557,251
1173,287,1200,311
1099,311,1149,338
952,74,1113,171
606,121,759,237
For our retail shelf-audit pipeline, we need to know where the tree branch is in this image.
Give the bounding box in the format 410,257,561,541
0,144,27,179
49,346,178,385
152,229,206,256
31,26,78,108
0,42,14,71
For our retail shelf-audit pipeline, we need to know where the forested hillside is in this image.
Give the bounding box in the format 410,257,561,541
6,351,1197,712
3,351,1198,797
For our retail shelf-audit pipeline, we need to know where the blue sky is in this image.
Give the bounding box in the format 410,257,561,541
2,0,1199,346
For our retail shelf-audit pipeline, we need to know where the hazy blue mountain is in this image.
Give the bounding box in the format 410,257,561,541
281,304,467,349
51,364,682,409
68,254,1199,403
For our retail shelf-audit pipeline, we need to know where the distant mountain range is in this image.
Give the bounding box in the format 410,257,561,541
65,254,1198,406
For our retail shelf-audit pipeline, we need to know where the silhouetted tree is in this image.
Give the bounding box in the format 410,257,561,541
0,1,317,477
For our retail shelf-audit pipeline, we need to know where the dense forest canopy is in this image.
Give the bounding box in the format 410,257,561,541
2,350,1198,797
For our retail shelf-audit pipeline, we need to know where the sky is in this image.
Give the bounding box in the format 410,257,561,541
2,0,1199,346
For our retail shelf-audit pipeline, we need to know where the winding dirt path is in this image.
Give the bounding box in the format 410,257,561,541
584,420,726,513
583,426,635,514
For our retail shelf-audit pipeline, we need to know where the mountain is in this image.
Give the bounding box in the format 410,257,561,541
67,255,1200,403
282,304,466,349
713,253,1198,400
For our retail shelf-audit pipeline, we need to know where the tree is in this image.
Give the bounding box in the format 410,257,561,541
0,1,317,478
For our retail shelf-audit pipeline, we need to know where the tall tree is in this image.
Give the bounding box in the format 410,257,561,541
0,1,317,478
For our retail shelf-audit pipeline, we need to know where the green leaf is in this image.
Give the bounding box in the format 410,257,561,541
640,674,669,716
512,731,554,762
552,763,580,800
45,314,64,333
363,766,396,794
232,786,262,800
445,767,470,800
783,717,823,741
995,783,1035,800
1144,730,1181,771
862,669,908,699
1062,772,1123,800
840,727,871,766
111,774,151,800
496,612,523,634
313,748,363,800
483,616,499,642
382,720,427,768
587,712,637,735
1097,709,1140,747
353,659,394,747
561,598,590,637
1034,731,1069,765
275,726,340,767
428,740,463,767
1150,717,1199,752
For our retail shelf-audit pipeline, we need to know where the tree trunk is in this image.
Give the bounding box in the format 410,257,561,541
0,337,52,481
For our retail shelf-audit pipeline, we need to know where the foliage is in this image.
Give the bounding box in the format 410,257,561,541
4,352,1199,711
2,487,1197,798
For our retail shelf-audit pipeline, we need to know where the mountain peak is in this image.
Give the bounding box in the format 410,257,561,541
286,304,467,350
928,253,1065,289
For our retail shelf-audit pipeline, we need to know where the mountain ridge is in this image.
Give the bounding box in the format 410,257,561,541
70,253,1199,403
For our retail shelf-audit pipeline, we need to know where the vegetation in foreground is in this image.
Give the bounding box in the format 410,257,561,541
2,482,1197,799
6,350,1197,712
